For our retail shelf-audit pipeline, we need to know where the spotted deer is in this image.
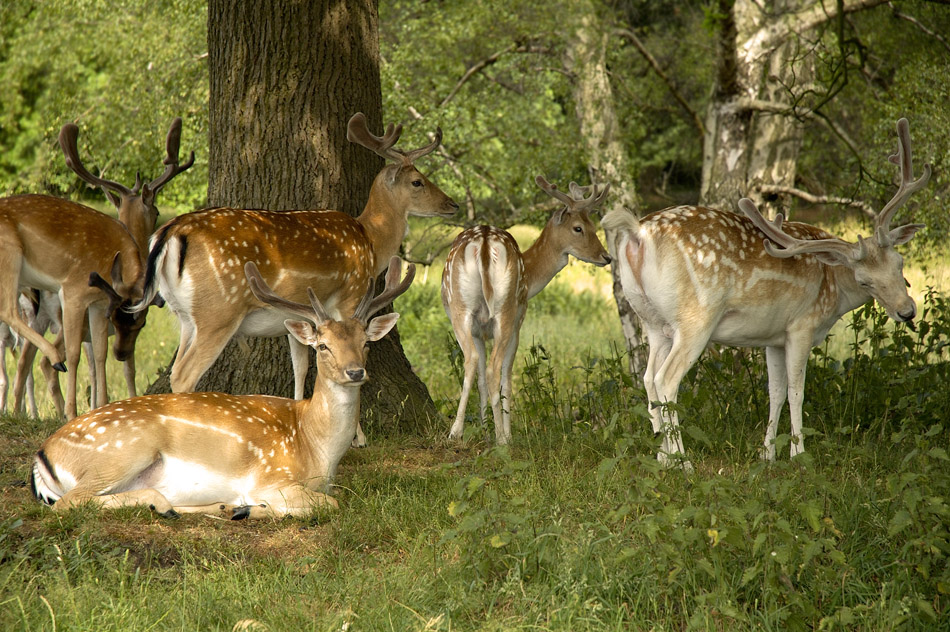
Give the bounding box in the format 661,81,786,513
137,112,457,447
9,119,192,415
31,257,413,520
442,175,612,444
0,194,146,419
602,118,929,468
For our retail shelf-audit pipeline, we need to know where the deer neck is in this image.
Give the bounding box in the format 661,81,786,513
831,267,874,320
356,181,408,274
295,375,362,485
521,226,568,300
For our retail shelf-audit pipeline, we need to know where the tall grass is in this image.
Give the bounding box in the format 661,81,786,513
1,225,948,630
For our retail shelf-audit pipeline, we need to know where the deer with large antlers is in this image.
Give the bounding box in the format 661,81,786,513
31,257,413,520
442,175,612,444
137,112,457,446
602,118,929,468
8,119,193,416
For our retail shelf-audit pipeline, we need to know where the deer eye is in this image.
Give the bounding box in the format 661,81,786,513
412,179,423,188
318,343,328,351
573,226,583,234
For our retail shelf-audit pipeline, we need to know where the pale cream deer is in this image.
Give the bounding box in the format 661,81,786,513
31,257,413,520
10,119,192,414
137,112,457,447
441,175,612,444
601,118,929,468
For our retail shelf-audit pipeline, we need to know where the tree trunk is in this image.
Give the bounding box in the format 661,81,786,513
701,0,885,216
565,3,645,374
147,0,439,437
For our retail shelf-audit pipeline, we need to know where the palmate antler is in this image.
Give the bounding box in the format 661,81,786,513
244,256,415,326
740,118,929,261
536,174,610,216
346,112,442,165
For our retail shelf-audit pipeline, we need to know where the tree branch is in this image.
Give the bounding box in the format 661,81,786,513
757,183,876,219
887,2,950,54
439,42,551,108
613,27,705,136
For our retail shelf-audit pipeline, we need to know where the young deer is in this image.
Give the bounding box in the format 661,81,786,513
602,118,929,467
31,257,413,520
137,112,457,446
441,175,612,444
10,119,192,414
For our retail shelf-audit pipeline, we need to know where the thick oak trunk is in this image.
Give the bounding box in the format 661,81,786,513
147,0,438,436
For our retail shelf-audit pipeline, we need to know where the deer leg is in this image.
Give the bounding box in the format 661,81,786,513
763,346,789,462
60,303,87,419
498,326,520,446
0,339,8,412
55,486,181,519
652,328,710,469
643,330,673,452
83,340,97,408
784,338,810,458
169,320,242,393
38,352,65,418
227,486,339,520
123,356,137,399
489,311,519,445
448,320,481,440
87,305,110,410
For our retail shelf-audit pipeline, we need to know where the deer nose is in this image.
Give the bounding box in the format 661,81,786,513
603,254,613,265
898,306,916,322
346,368,366,382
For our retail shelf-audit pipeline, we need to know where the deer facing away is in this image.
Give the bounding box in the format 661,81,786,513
601,118,929,468
137,112,457,446
441,175,612,444
31,257,413,520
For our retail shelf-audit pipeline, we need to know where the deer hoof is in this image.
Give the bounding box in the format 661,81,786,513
53,362,67,372
230,505,252,520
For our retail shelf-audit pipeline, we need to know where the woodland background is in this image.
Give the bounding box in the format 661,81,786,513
1,1,949,630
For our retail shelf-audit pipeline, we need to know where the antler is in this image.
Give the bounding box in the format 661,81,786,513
352,256,416,324
537,175,610,214
346,112,442,165
738,198,865,262
244,262,330,324
146,117,196,193
59,123,135,203
875,117,931,245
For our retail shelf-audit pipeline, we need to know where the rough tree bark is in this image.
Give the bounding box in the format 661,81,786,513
565,3,645,373
147,0,439,436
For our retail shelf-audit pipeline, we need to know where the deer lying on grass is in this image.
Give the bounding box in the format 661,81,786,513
9,119,192,415
137,112,457,447
442,175,612,444
602,118,929,468
31,257,413,520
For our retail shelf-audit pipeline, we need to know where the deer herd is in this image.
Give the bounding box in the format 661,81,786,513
0,114,930,518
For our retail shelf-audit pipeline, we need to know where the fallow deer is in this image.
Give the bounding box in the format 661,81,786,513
601,118,929,468
9,119,192,415
441,175,612,444
137,112,457,446
31,257,414,520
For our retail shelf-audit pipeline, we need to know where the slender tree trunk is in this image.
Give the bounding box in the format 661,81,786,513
565,3,645,374
147,0,438,436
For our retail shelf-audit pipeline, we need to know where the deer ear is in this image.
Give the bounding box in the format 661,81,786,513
285,320,317,347
365,313,399,342
889,223,925,246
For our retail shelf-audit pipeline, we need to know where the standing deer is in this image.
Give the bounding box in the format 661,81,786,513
31,258,413,520
10,119,192,414
441,175,612,444
0,192,148,419
602,118,929,467
137,112,457,446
